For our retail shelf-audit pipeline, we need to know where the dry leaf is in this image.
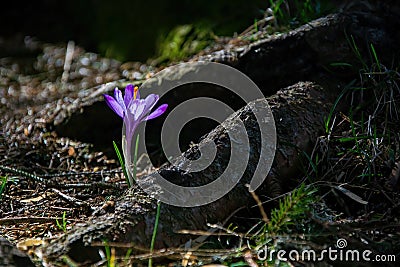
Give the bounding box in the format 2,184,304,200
335,186,368,205
20,193,47,203
68,146,76,156
17,238,44,251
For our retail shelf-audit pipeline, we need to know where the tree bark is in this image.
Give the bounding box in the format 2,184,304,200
0,237,35,267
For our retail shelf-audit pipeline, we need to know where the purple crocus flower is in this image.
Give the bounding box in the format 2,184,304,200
104,84,167,125
104,84,167,183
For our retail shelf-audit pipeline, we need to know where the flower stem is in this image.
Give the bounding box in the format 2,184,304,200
132,134,140,181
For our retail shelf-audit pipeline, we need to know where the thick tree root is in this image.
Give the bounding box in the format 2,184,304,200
42,81,332,264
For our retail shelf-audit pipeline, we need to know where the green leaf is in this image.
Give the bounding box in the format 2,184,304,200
330,62,353,67
149,201,161,267
113,141,130,187
0,175,8,200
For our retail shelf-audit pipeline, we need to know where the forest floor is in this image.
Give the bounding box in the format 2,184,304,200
1,2,400,266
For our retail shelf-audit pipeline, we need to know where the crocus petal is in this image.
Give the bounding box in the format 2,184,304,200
133,99,147,121
143,94,159,111
128,99,139,116
124,84,134,106
104,94,124,117
123,113,138,141
146,104,168,120
114,88,126,112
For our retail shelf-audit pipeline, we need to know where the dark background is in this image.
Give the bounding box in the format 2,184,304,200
0,0,267,61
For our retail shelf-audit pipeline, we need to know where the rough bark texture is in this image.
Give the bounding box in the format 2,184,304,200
0,237,35,267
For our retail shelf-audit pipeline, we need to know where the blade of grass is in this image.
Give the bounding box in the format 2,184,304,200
330,62,353,67
124,248,133,265
149,201,161,267
338,135,382,142
324,86,348,133
349,34,367,70
113,141,130,187
0,175,8,200
370,43,382,72
301,150,318,175
349,108,362,153
56,211,67,233
103,240,113,267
